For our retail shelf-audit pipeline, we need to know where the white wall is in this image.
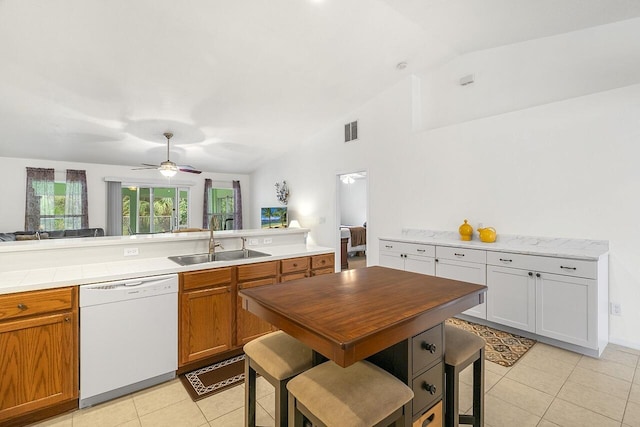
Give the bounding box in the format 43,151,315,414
250,20,640,349
339,177,367,226
0,157,251,232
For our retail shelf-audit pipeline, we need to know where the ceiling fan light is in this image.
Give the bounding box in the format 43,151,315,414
159,162,178,177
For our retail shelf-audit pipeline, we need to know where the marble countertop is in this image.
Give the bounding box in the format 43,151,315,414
0,243,333,295
380,229,609,260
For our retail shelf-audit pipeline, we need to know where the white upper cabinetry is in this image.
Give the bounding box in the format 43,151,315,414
379,230,609,357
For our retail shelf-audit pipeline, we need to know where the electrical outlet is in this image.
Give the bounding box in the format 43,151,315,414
124,247,139,257
263,238,273,244
610,302,622,316
248,238,259,246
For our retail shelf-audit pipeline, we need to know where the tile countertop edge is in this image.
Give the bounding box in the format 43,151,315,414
380,229,609,260
0,244,334,296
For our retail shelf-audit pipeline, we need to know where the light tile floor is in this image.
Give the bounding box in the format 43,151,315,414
32,342,640,427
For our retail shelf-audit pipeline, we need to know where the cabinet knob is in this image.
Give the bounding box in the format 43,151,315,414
17,303,27,310
536,273,541,278
421,342,437,353
422,382,437,395
528,272,533,277
321,260,326,264
293,263,298,267
64,317,71,323
435,258,439,263
421,413,436,427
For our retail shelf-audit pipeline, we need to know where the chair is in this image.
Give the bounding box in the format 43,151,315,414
243,331,313,427
287,360,414,427
444,324,485,427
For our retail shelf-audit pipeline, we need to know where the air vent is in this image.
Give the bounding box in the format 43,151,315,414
344,121,358,142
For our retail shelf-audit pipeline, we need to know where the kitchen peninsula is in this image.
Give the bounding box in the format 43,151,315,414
0,228,334,426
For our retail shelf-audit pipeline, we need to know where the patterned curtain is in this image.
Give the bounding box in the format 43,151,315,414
65,169,89,229
25,167,55,231
232,180,243,230
203,178,212,229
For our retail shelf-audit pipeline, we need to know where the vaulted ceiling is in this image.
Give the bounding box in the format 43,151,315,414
1,0,639,173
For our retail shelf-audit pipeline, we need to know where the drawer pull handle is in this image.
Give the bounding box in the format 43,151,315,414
321,260,325,264
454,253,465,257
421,342,437,353
422,413,436,427
17,303,27,310
422,382,437,395
293,263,298,267
416,249,426,253
499,258,512,262
385,245,393,249
560,266,577,270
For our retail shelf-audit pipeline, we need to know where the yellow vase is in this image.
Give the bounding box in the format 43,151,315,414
478,227,497,243
458,219,473,241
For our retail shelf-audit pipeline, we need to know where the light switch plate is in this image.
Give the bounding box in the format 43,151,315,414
124,247,139,257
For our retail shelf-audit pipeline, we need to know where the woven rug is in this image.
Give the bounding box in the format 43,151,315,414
180,354,245,401
446,318,536,367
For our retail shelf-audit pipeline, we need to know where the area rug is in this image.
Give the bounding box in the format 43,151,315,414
180,354,245,401
445,318,536,367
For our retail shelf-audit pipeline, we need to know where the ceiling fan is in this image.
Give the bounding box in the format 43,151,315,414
134,132,202,177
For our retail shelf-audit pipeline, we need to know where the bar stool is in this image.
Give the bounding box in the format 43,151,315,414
243,331,313,427
444,324,485,427
287,360,414,427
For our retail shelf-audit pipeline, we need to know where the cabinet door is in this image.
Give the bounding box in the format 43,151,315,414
236,277,277,346
405,255,435,276
436,259,486,319
536,272,597,348
179,286,232,366
487,266,535,332
0,312,77,422
379,253,405,270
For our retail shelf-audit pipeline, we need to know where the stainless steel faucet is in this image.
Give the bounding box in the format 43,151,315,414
209,216,223,258
241,237,247,254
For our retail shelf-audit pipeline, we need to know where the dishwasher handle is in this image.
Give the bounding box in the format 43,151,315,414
124,281,144,287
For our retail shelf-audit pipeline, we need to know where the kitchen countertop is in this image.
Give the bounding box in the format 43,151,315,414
0,243,333,295
381,228,609,260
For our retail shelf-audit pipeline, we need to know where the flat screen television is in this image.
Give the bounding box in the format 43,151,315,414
261,207,288,229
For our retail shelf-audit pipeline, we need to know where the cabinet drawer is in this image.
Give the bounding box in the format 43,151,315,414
281,272,308,282
436,246,486,264
311,267,334,276
0,287,74,321
412,362,443,416
182,267,232,291
487,251,597,279
380,240,435,257
412,324,443,373
237,261,278,281
281,257,310,274
311,254,334,270
413,401,442,427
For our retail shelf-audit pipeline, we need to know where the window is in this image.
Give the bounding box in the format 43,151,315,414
122,186,189,235
25,168,88,231
206,187,234,230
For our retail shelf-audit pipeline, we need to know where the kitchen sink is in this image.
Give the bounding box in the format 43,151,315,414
168,249,271,266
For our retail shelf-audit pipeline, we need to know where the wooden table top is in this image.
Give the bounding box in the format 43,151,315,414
239,266,486,367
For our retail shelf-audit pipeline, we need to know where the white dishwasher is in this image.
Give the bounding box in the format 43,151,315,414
80,273,178,408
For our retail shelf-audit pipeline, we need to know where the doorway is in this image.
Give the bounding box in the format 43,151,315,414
336,171,368,271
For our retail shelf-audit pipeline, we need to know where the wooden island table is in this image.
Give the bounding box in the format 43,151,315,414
239,266,486,426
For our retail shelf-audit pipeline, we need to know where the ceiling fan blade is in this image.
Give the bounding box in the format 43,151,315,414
141,163,160,167
178,165,202,174
132,165,159,170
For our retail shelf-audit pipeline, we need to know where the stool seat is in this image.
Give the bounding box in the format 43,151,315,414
244,330,312,380
244,331,313,427
287,360,414,427
444,324,485,427
444,324,485,365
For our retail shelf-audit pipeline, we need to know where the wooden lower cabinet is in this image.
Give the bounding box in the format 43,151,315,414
236,261,278,346
0,287,78,425
179,268,233,367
